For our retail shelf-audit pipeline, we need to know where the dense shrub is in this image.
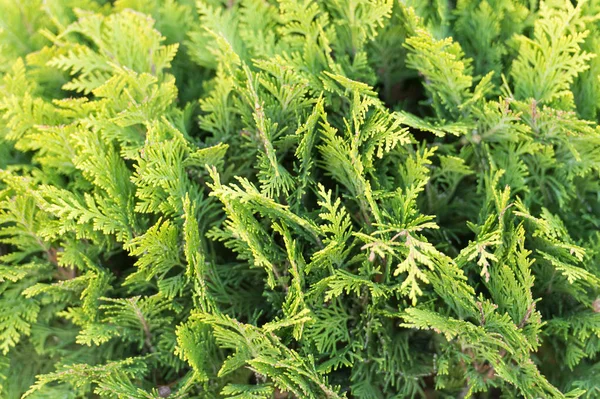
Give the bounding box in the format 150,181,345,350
1,0,600,397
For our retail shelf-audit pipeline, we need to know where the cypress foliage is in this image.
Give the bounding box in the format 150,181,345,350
1,0,600,398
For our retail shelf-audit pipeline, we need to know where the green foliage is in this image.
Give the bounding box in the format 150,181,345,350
1,0,600,398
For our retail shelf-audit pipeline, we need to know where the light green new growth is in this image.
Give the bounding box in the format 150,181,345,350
1,0,600,398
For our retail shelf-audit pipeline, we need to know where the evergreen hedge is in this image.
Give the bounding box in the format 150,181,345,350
1,0,600,398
